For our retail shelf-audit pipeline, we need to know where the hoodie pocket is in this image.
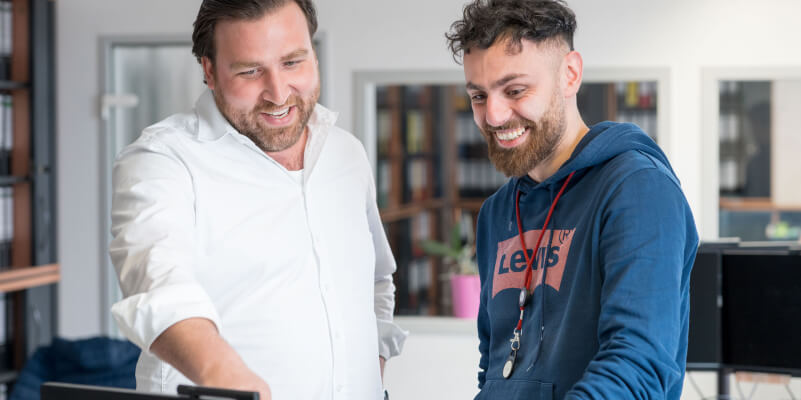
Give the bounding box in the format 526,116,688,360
477,379,554,400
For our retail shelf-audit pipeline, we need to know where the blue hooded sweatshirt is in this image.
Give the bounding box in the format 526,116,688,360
474,122,698,400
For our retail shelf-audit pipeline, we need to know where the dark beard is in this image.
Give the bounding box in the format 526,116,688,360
480,93,566,178
214,84,320,153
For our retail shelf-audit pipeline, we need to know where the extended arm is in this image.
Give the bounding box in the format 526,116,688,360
565,169,697,399
109,143,269,397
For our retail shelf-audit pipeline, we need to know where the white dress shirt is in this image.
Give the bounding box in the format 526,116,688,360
110,90,407,399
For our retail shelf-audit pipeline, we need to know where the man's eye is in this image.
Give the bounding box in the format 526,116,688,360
507,89,524,97
284,60,302,67
239,69,257,76
471,94,486,102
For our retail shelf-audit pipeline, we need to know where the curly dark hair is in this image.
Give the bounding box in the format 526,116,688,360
445,0,577,64
192,0,318,64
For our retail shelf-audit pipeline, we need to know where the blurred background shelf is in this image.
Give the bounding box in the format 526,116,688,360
0,176,26,186
0,264,59,293
0,80,26,91
0,0,59,392
719,198,801,212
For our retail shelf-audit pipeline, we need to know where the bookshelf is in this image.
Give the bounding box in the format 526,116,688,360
376,85,444,315
0,0,58,390
576,80,659,143
375,84,498,316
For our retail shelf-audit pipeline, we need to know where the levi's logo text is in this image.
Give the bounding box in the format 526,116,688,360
492,229,575,298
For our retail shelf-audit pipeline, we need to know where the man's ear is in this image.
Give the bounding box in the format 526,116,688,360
561,50,583,98
201,56,216,90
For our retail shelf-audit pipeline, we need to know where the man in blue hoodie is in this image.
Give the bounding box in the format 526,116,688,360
445,1,698,399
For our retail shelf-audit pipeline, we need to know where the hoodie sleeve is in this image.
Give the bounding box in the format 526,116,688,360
565,167,696,399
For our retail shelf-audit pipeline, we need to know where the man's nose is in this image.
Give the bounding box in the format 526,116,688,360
261,70,290,105
484,96,511,127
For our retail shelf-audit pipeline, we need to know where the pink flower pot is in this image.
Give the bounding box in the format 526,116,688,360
451,274,481,319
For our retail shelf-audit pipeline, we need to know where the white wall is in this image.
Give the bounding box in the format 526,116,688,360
56,0,801,397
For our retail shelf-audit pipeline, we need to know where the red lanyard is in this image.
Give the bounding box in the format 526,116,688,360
503,171,574,379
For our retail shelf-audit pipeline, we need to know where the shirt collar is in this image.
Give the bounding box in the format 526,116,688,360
195,89,237,142
302,103,338,180
194,89,339,142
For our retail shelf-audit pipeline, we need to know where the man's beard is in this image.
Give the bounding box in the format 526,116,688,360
480,91,566,178
214,84,321,153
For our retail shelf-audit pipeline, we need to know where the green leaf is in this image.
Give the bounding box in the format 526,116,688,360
420,239,461,259
449,223,462,251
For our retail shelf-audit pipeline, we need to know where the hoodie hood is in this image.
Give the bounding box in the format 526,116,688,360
516,121,675,192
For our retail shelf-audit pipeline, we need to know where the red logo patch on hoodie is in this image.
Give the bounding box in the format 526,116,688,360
491,229,575,298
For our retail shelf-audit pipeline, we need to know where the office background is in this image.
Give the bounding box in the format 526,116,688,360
45,0,801,398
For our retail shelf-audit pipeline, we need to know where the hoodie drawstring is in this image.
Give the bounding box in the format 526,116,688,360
502,171,575,379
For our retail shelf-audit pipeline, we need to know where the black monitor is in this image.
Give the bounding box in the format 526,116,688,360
41,382,259,400
686,246,724,369
687,241,801,376
721,249,801,376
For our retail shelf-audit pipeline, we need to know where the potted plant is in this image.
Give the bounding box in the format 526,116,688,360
420,217,480,319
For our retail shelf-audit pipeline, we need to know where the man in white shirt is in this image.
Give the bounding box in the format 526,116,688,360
109,1,407,399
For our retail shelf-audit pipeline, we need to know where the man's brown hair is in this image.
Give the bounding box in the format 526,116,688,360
445,0,577,64
192,0,318,64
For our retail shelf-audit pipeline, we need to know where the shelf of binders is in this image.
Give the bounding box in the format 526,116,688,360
384,211,441,315
376,85,443,211
0,0,13,83
0,175,24,185
451,88,506,203
612,81,658,142
376,85,444,315
0,82,33,284
0,89,18,178
0,0,58,382
0,81,25,91
577,81,659,143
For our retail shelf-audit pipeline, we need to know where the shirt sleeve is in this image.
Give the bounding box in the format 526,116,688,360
565,168,697,399
365,168,408,360
109,140,221,352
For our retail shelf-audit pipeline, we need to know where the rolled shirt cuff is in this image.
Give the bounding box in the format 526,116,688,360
111,283,222,351
377,319,409,360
